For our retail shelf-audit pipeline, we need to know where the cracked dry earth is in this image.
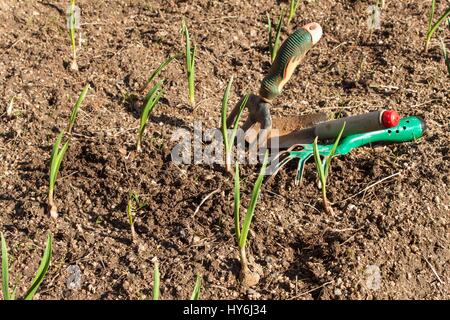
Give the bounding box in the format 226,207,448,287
0,0,449,300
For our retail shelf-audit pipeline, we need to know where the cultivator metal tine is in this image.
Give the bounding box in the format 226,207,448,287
267,144,303,179
267,143,314,183
267,151,294,178
294,153,313,185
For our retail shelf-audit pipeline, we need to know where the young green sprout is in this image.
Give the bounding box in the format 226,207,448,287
425,1,450,51
427,0,436,39
1,232,13,300
48,132,70,219
287,0,301,25
127,192,137,242
152,260,160,300
234,151,268,287
137,81,163,152
220,77,250,173
150,263,201,300
190,274,202,300
143,54,179,92
267,10,285,63
67,84,89,134
181,19,196,108
126,191,146,242
1,232,53,300
440,39,450,76
68,0,78,71
312,122,346,215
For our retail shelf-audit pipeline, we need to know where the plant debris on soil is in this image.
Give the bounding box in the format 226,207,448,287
0,0,449,300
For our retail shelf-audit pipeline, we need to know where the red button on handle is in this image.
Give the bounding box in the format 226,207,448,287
382,110,400,128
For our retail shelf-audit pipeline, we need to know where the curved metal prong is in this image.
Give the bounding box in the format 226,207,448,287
294,154,313,185
267,153,295,178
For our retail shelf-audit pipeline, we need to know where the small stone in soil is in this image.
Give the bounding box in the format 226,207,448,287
365,265,381,290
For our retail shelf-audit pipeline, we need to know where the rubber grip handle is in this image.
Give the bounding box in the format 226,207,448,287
259,28,313,101
336,116,425,155
314,111,388,140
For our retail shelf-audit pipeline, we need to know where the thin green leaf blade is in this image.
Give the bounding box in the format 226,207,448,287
49,132,65,189
190,274,202,300
127,194,134,227
426,7,450,48
1,233,10,300
69,0,77,57
272,10,285,62
267,13,273,58
239,151,268,250
313,136,326,188
52,140,70,189
428,0,436,33
153,261,160,300
140,82,163,140
221,76,234,153
229,94,249,154
146,54,179,86
23,232,53,300
69,84,90,131
191,44,196,70
324,122,346,178
234,164,241,244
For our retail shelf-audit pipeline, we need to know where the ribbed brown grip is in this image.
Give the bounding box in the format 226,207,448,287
259,29,313,101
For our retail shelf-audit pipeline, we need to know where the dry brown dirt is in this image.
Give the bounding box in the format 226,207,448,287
0,0,449,300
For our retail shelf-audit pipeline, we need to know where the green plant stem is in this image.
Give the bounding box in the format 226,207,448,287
188,47,196,107
145,54,179,88
69,0,77,70
127,195,136,242
190,274,202,300
238,151,268,251
153,262,160,300
313,123,346,215
426,6,450,51
182,20,195,107
221,77,233,173
227,94,249,173
48,132,69,219
23,233,53,300
67,84,89,134
321,183,333,215
270,11,285,63
137,81,163,152
428,0,436,37
1,233,10,300
288,0,300,25
233,164,241,243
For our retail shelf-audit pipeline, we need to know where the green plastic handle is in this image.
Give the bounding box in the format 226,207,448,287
336,116,425,155
288,116,425,158
259,28,313,101
275,116,425,185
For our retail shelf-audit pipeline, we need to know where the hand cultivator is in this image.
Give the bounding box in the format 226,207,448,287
268,116,426,184
224,23,426,185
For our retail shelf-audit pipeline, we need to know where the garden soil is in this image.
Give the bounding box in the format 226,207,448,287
0,0,449,299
